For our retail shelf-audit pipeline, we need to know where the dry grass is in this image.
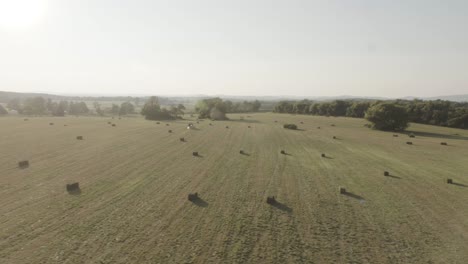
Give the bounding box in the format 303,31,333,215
0,114,467,263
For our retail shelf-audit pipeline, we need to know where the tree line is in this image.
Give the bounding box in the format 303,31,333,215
194,98,261,120
2,96,137,116
273,99,468,129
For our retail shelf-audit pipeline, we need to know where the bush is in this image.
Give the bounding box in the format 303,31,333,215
283,124,297,130
365,103,409,131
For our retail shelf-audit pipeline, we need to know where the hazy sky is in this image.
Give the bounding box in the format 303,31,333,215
1,0,467,97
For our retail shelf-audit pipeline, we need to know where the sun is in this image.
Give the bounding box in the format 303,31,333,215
0,0,47,31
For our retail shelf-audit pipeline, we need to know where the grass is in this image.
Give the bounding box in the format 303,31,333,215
0,113,467,263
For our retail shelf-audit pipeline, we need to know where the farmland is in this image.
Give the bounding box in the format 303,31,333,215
1,113,467,263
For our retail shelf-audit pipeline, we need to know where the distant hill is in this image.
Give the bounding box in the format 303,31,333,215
1,91,467,103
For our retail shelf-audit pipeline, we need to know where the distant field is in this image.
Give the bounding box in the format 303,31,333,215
0,113,467,263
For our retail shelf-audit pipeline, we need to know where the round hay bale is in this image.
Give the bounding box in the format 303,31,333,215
180,137,185,142
280,150,286,154
440,142,448,146
406,141,413,145
76,136,83,140
225,126,229,129
321,153,326,157
331,124,335,127
66,182,80,193
409,133,415,138
266,196,276,204
188,192,198,201
168,130,172,133
112,124,116,127
333,136,336,139
384,171,389,176
317,126,321,129
49,123,54,125
156,122,160,124
240,150,244,154
18,160,29,168
339,187,346,194
393,134,399,137
192,151,198,156
447,179,453,184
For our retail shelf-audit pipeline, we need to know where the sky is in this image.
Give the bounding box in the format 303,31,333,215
0,0,467,97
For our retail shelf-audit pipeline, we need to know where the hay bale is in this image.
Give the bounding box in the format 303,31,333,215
248,125,251,128
18,160,29,168
64,125,68,127
331,124,335,127
166,124,170,126
192,151,199,156
440,142,448,146
409,133,415,138
321,153,326,157
240,150,245,154
107,121,111,124
266,196,276,204
393,134,399,137
225,126,229,129
112,124,116,127
283,124,297,130
384,171,390,176
406,141,413,145
317,126,321,129
333,136,336,139
209,123,212,126
280,150,286,154
76,136,83,140
156,122,160,124
274,120,278,123
24,118,28,121
180,137,185,142
188,192,198,201
168,130,172,133
447,179,453,184
49,123,54,125
66,182,80,193
300,121,303,124
339,187,346,194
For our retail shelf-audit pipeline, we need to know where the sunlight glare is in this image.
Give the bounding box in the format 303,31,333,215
0,0,47,31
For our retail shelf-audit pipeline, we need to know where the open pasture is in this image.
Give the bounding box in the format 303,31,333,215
0,113,467,263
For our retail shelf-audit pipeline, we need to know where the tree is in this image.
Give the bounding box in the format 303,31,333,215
7,98,21,111
119,102,135,115
195,98,228,120
365,103,409,131
111,104,120,115
141,96,176,120
0,105,8,115
22,97,47,115
346,102,371,118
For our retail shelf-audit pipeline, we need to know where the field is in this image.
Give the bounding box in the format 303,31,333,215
1,113,467,263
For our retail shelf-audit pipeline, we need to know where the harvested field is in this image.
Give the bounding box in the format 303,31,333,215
0,113,467,263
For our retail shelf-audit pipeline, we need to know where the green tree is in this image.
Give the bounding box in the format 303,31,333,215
365,103,409,131
119,102,135,115
141,96,176,120
22,97,47,115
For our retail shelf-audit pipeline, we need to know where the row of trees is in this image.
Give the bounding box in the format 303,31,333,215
5,97,90,116
195,98,262,120
274,99,468,130
3,97,138,116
